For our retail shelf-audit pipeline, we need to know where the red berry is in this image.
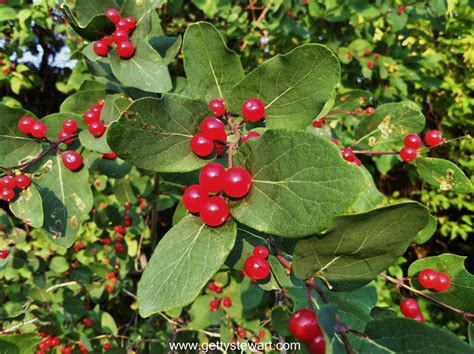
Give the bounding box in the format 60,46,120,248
93,41,109,57
102,152,117,159
62,119,78,134
346,53,353,60
400,147,417,162
404,134,422,149
200,196,229,227
353,108,362,115
61,347,72,354
258,329,266,338
50,338,60,347
1,188,14,201
15,175,30,189
397,5,405,14
223,167,252,199
242,98,265,122
215,286,222,294
312,118,324,128
215,143,225,156
124,202,131,210
306,335,326,354
116,18,128,30
418,268,438,289
124,16,136,30
190,133,214,157
62,151,83,171
200,117,227,142
424,130,442,146
101,36,113,46
341,148,356,162
200,163,225,194
105,8,121,24
124,214,132,226
244,255,270,280
103,343,112,350
208,282,217,292
367,60,374,70
208,98,225,117
58,131,74,144
18,116,35,134
237,327,246,338
240,131,261,144
116,41,135,59
375,53,382,60
30,122,47,138
88,120,106,137
83,318,93,327
183,185,208,213
414,314,425,323
114,225,126,235
0,249,9,259
105,284,114,293
364,107,374,115
0,176,16,189
288,309,322,341
100,238,111,245
222,296,232,308
74,241,85,252
400,298,420,319
113,29,128,44
253,245,269,259
433,272,451,292
330,138,339,145
364,50,372,56
83,110,100,124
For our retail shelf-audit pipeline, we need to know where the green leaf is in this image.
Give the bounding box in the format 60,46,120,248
101,312,119,335
292,202,431,290
49,256,69,273
271,306,291,336
107,94,212,172
9,184,44,228
354,101,425,151
0,104,42,169
120,0,166,23
364,318,472,353
0,333,42,354
61,4,116,41
386,12,408,32
230,130,365,238
413,215,437,244
60,90,106,115
137,215,237,316
31,154,93,248
42,113,87,140
228,44,340,130
350,167,384,212
415,158,473,193
408,254,474,313
183,22,244,101
0,7,18,22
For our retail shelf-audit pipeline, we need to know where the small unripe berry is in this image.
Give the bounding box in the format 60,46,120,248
288,309,322,341
208,98,225,117
244,255,270,280
116,41,135,59
93,41,109,57
223,167,252,199
62,119,78,134
190,133,214,157
30,122,47,138
18,116,35,134
418,268,438,289
200,163,226,194
242,98,265,122
253,245,269,259
404,134,422,149
400,298,420,319
15,175,30,189
400,147,417,162
62,151,83,171
424,130,442,146
88,120,106,137
200,196,229,227
240,131,261,144
200,117,227,142
183,185,209,213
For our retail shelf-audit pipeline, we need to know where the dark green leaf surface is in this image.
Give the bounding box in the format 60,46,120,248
350,167,384,212
415,157,472,193
0,333,42,354
293,203,431,290
354,101,425,151
59,90,106,115
231,130,365,237
107,94,211,172
228,44,340,130
61,4,115,41
413,215,437,244
0,104,41,168
31,154,93,248
137,215,237,316
408,254,474,312
9,184,44,228
364,318,472,353
183,22,244,101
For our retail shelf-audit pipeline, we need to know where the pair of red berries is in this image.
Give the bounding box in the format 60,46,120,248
191,116,227,158
93,8,136,59
37,336,60,352
341,148,362,166
352,107,374,115
115,236,125,254
18,116,47,138
400,130,443,162
83,100,106,138
57,119,78,145
182,164,252,227
114,225,126,235
0,174,31,202
243,246,270,281
418,268,451,292
208,97,266,123
400,298,424,322
288,309,325,354
207,281,223,294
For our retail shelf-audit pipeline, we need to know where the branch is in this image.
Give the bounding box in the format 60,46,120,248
240,0,273,51
226,112,241,168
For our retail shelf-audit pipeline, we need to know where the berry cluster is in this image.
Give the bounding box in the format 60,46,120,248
400,130,443,162
400,298,424,322
243,246,270,281
288,309,325,354
182,163,252,227
207,281,231,311
0,174,30,202
83,100,106,138
340,148,361,166
58,119,78,145
36,332,60,354
18,116,47,138
93,8,136,59
418,268,451,292
191,116,227,157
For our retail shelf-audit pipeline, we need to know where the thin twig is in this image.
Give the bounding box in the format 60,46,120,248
240,0,273,51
